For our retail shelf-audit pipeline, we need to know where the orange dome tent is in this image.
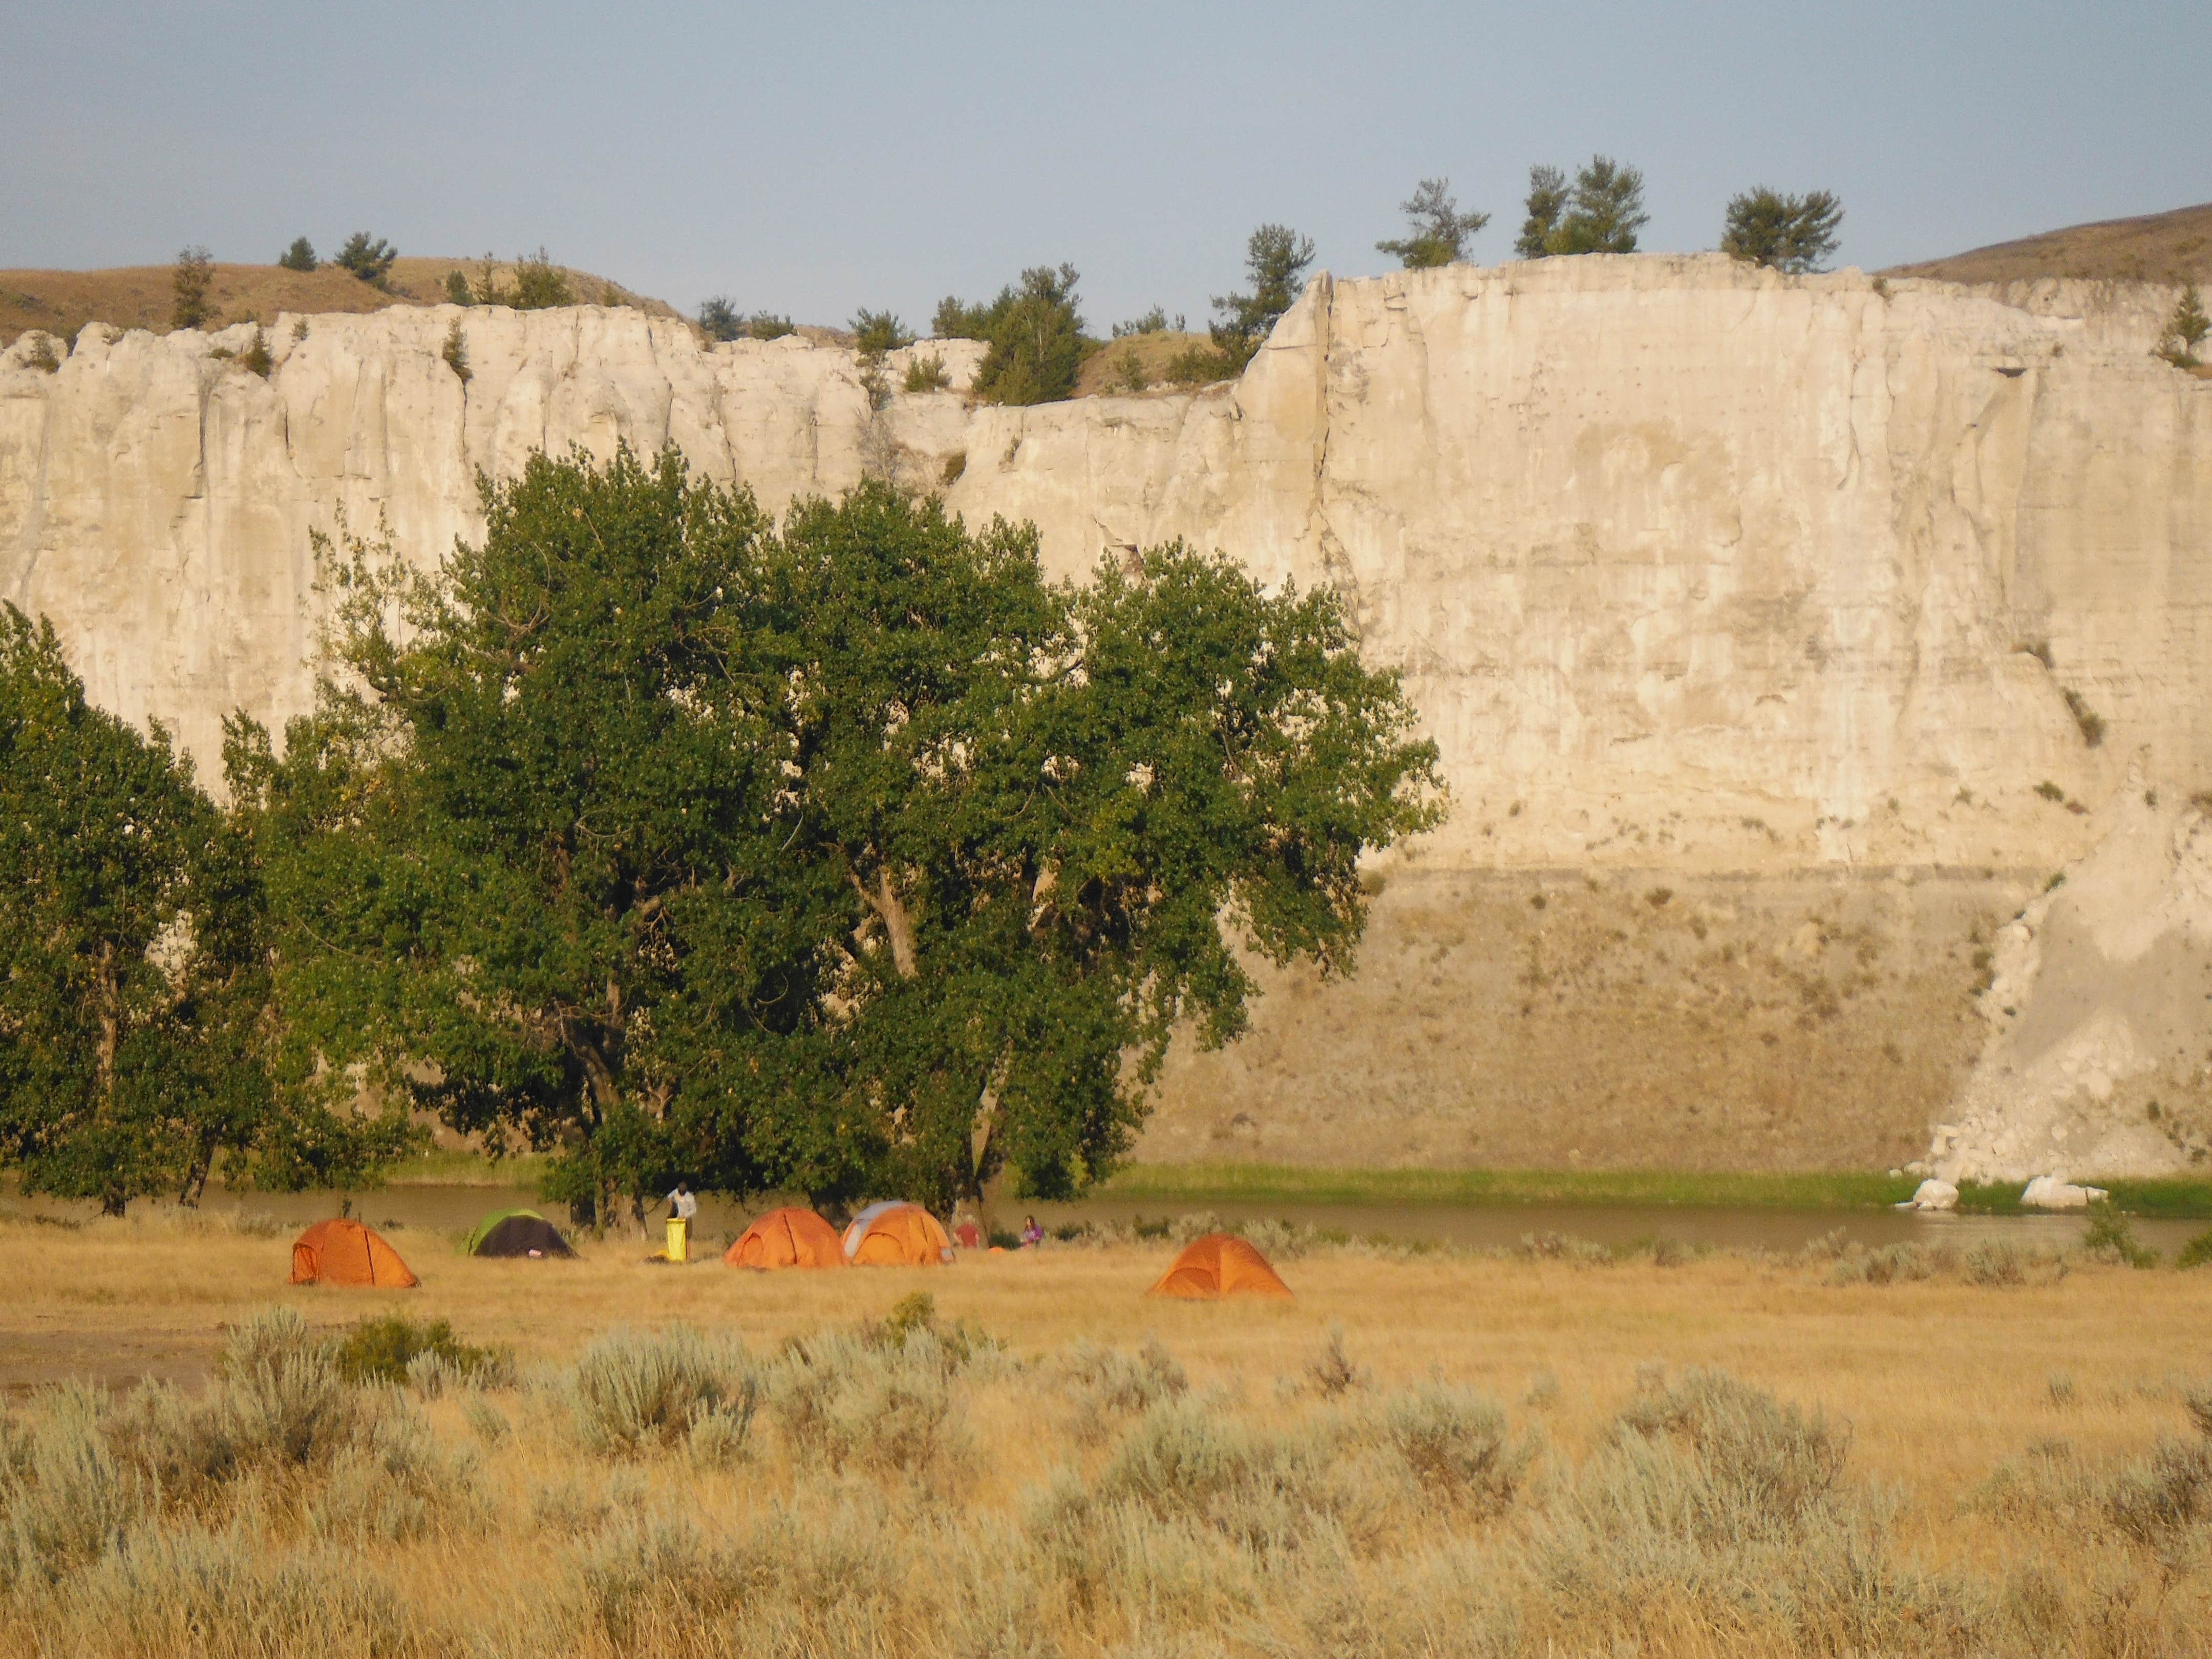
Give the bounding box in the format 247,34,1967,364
725,1207,847,1270
842,1201,955,1266
1146,1233,1292,1300
290,1218,418,1288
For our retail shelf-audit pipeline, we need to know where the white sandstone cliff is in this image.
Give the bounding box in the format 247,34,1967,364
4,256,2208,1170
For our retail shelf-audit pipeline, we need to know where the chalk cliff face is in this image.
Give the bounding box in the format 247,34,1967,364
5,257,2209,1173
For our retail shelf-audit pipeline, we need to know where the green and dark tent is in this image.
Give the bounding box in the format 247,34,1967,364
467,1208,575,1259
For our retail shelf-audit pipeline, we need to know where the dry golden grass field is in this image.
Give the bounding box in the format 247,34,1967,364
2,1206,2210,1656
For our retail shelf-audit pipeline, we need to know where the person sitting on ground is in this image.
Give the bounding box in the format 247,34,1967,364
1021,1214,1045,1248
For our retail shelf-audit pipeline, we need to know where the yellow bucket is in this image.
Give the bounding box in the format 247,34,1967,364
666,1217,690,1263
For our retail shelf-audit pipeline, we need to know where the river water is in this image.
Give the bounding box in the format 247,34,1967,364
27,1182,2200,1258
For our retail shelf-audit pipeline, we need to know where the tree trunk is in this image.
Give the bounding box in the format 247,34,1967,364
91,942,127,1219
850,867,921,979
966,1058,1009,1207
94,942,120,1099
876,873,919,979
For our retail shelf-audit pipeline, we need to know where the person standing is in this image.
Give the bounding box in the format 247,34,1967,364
666,1182,698,1261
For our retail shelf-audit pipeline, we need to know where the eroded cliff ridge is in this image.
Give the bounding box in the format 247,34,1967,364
5,254,2208,1174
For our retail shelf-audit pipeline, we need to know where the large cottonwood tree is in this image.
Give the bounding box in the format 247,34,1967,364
252,448,1442,1219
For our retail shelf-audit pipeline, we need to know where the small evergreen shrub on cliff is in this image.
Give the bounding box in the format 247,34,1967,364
171,246,214,330
934,264,1088,405
442,320,471,383
902,352,950,393
849,309,911,359
697,295,742,341
2159,283,2208,368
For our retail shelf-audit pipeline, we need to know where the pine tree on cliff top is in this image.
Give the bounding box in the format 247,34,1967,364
1211,224,1316,370
1721,187,1845,273
1517,157,1648,257
1378,178,1490,269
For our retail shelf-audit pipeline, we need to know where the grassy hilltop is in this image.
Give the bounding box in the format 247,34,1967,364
1886,200,2212,286
0,255,677,348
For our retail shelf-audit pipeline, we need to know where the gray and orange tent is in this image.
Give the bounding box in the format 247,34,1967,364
1146,1233,1291,1300
467,1208,575,1258
726,1206,846,1269
290,1218,418,1288
842,1201,955,1266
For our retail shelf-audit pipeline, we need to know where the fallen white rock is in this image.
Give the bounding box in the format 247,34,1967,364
1900,1178,1959,1212
2020,1174,2109,1210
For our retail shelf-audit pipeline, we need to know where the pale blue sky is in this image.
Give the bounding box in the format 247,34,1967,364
4,1,2204,332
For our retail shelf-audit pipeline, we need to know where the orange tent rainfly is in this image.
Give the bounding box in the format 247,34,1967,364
726,1207,847,1270
842,1201,955,1266
1146,1233,1292,1300
290,1219,419,1288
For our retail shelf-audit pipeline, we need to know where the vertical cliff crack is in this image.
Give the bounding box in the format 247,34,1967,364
1303,274,1366,639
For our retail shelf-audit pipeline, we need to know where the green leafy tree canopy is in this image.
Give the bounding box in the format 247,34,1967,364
0,608,412,1213
1516,157,1648,257
258,449,1444,1220
1377,178,1490,269
1720,187,1844,273
1211,224,1317,371
278,238,317,273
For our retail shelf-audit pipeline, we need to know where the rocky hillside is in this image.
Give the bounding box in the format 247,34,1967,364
5,256,2208,1176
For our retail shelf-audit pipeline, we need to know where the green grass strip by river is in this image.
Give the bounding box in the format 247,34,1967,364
1096,1163,2212,1219
375,1150,2212,1219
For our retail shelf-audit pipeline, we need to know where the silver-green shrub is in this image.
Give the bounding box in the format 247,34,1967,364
0,1385,142,1590
219,1307,355,1466
1377,1383,1534,1515
565,1326,753,1458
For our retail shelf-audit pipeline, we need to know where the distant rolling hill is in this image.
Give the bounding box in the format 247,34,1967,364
0,255,678,348
1888,202,2212,287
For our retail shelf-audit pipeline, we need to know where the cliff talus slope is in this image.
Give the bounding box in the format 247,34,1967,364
5,256,2208,1173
